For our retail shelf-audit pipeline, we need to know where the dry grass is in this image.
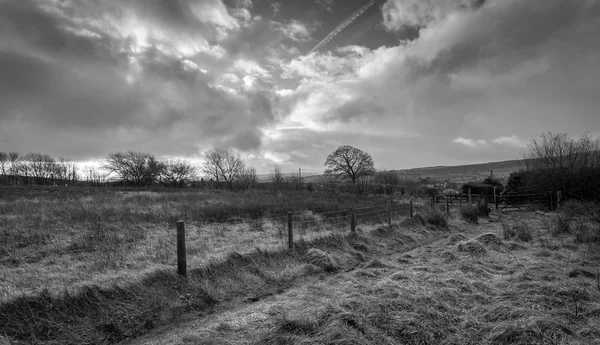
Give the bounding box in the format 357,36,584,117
0,186,407,301
126,211,600,345
0,213,441,345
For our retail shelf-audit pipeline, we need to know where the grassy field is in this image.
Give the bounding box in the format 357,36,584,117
0,186,410,301
1,186,599,344
126,210,600,345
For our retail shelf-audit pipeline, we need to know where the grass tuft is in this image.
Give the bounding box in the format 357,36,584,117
460,205,479,224
421,207,448,229
457,240,487,255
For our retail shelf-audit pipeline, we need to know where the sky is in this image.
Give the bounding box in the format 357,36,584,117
0,0,599,174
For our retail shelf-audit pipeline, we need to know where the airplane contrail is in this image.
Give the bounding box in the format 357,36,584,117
307,0,378,56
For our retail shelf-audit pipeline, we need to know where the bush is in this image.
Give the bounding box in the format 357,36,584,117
550,214,571,236
477,201,491,217
514,222,533,242
501,220,515,240
422,207,448,229
460,205,479,223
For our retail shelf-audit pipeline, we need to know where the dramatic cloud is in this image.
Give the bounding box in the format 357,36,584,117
1,0,599,173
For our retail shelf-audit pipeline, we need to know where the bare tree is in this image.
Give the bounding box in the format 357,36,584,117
202,148,225,183
238,166,258,190
523,131,600,200
161,160,196,187
270,165,285,188
0,152,7,179
104,151,165,187
22,153,58,182
202,148,245,188
324,145,375,184
8,152,19,177
219,149,245,187
85,167,109,186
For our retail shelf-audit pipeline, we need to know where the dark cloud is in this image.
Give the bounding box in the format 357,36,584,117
0,0,280,161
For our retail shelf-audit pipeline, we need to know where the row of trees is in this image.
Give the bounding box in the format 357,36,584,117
0,152,78,184
506,132,600,201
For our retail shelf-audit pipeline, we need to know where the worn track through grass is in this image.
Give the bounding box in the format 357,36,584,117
0,209,449,345
125,212,600,345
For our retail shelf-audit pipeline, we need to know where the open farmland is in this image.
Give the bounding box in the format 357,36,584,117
0,186,412,301
0,186,599,344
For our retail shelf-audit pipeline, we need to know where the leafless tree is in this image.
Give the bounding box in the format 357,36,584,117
85,167,109,185
161,159,197,187
238,166,258,190
523,131,600,200
270,165,285,189
202,148,245,188
104,151,165,187
324,145,375,184
22,153,58,180
202,148,225,183
0,152,7,178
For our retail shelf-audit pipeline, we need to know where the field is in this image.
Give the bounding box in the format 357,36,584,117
1,186,599,344
0,186,410,300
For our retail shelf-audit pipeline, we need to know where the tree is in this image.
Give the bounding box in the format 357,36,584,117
238,166,258,190
373,170,401,194
523,132,600,201
324,145,375,184
0,152,7,178
202,148,225,183
22,153,58,182
104,151,165,187
201,148,245,188
8,152,19,178
161,160,196,187
270,165,285,189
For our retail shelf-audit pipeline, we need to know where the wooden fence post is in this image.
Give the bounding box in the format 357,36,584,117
468,188,472,204
494,188,498,211
557,191,562,210
288,212,293,251
459,195,462,209
387,201,391,228
547,191,553,212
350,207,356,233
446,197,450,215
409,199,413,218
176,221,187,277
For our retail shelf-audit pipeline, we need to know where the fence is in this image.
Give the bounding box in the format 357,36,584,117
432,189,563,213
172,200,417,276
1,199,418,280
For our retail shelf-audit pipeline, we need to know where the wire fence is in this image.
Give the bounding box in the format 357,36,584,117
1,200,420,271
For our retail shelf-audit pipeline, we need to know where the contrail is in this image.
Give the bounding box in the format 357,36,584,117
307,0,378,55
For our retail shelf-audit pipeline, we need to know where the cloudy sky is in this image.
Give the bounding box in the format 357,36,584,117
0,0,599,174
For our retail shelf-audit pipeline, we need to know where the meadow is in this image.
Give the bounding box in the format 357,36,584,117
1,185,599,345
0,185,411,300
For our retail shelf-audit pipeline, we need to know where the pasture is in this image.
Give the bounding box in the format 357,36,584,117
1,186,599,345
0,186,409,300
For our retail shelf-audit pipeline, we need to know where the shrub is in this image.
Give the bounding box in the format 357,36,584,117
514,222,533,242
501,220,515,240
477,201,491,217
460,205,479,224
422,207,448,229
550,214,571,236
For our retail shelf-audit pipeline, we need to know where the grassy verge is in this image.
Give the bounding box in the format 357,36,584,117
0,215,448,344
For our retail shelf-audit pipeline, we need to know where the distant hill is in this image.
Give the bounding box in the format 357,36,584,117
395,159,524,183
